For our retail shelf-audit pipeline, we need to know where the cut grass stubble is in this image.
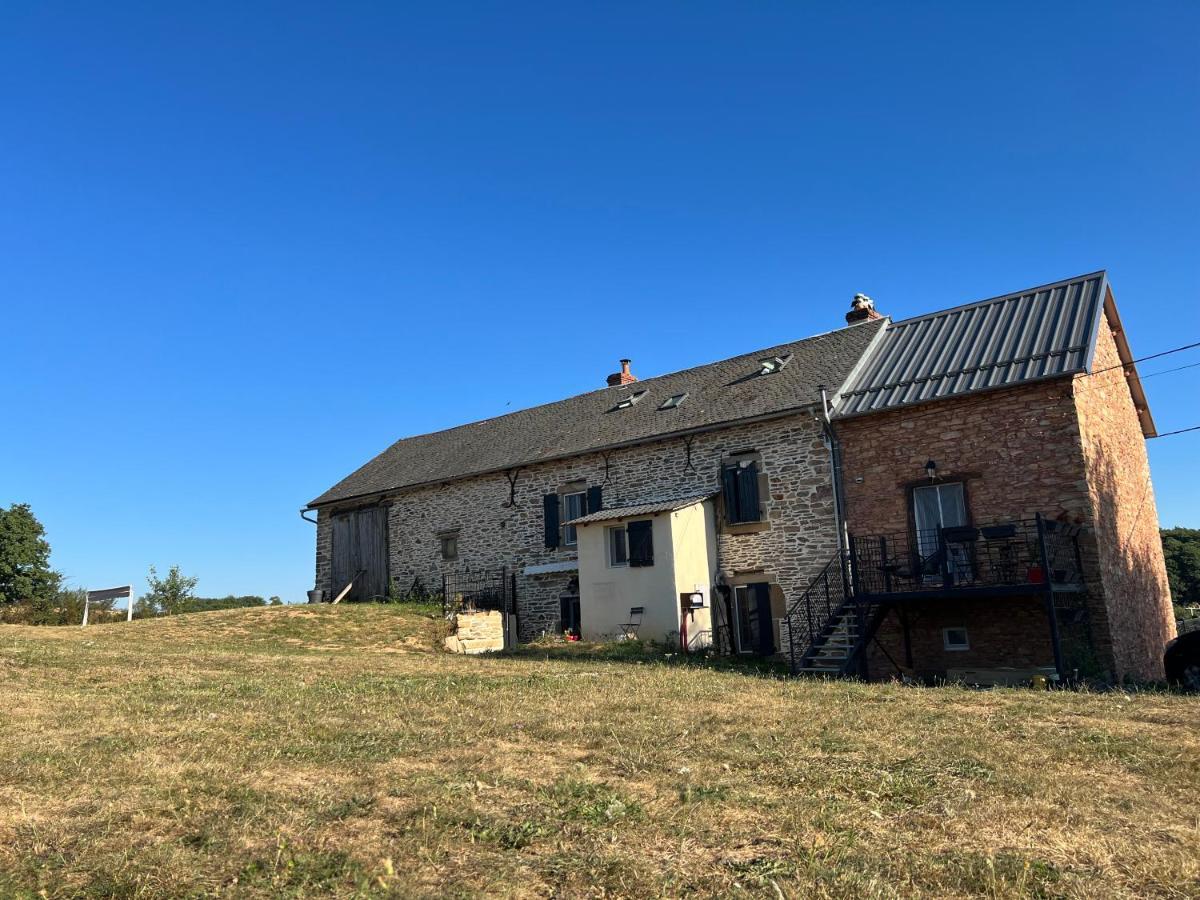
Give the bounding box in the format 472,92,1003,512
0,603,1197,898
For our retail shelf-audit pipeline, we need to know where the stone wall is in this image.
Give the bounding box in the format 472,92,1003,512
866,598,1056,680
836,325,1175,682
1074,311,1175,680
315,411,839,642
444,610,505,654
835,380,1114,677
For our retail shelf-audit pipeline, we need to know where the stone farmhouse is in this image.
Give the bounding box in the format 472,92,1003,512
305,271,1175,683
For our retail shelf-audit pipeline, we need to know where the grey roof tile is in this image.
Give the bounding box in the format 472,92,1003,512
309,319,886,507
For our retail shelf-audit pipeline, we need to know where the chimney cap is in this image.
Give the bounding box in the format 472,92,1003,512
846,292,883,324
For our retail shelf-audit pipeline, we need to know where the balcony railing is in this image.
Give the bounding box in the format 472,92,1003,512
848,516,1085,598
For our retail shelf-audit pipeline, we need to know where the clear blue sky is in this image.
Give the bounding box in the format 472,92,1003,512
3,2,1198,603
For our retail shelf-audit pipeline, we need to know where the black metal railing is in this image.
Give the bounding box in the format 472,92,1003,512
848,516,1084,597
785,551,852,674
442,568,515,619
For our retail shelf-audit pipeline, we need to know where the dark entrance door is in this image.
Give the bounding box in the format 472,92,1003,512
733,582,775,655
331,506,389,601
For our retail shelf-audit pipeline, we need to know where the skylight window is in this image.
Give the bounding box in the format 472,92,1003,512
612,390,647,411
659,392,688,410
758,354,793,376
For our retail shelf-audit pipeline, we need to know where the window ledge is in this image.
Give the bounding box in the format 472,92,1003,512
723,521,770,535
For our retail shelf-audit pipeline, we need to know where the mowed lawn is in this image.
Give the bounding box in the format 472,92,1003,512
1,606,1197,899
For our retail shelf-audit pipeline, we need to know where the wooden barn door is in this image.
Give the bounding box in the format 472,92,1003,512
331,506,389,602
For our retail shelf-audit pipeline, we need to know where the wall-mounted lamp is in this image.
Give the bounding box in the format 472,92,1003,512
924,459,938,481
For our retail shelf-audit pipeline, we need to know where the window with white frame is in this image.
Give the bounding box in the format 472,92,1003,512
562,491,586,546
943,627,970,651
607,525,628,566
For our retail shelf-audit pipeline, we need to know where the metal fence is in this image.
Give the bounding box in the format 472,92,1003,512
441,568,515,624
848,516,1085,597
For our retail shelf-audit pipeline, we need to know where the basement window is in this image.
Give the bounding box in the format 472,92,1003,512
758,354,793,376
943,627,970,651
659,392,688,410
612,390,647,411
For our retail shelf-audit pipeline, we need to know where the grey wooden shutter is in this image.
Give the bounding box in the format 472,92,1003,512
543,493,560,548
737,463,760,523
586,485,603,514
627,520,654,567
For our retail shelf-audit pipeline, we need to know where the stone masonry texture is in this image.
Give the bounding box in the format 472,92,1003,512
315,412,840,642
836,314,1174,681
1074,314,1175,680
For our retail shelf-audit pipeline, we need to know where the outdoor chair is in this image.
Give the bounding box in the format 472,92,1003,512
620,607,644,640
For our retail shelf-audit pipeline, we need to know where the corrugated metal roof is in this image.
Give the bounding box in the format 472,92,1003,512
565,494,714,526
837,272,1109,417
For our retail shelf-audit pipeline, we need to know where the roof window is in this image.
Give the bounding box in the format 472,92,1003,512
612,390,647,411
659,392,688,410
758,354,793,376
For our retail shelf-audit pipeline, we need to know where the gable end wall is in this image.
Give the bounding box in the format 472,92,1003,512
1073,312,1175,680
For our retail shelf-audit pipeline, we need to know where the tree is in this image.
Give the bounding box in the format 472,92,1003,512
0,503,60,604
137,565,199,617
1162,528,1200,608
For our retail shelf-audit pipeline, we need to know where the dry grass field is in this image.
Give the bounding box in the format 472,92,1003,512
1,604,1197,899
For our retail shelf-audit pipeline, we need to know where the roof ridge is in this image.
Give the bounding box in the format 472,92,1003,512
353,320,884,448
888,270,1107,329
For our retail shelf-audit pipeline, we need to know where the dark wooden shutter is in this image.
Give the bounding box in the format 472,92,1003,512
737,463,760,523
543,493,560,548
627,520,654,567
721,465,740,522
751,582,774,654
586,485,603,515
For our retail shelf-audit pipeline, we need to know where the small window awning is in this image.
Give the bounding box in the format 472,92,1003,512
564,494,714,527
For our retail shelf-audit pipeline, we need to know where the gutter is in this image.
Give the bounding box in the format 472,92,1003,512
305,400,829,512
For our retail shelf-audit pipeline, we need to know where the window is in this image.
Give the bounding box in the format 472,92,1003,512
543,486,601,550
758,354,793,376
722,459,762,524
943,627,970,651
627,520,654,567
562,491,585,546
607,526,628,566
659,392,688,410
612,390,647,410
911,482,969,578
439,531,459,560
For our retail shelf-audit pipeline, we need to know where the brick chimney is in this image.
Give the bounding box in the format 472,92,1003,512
845,292,883,324
606,359,637,387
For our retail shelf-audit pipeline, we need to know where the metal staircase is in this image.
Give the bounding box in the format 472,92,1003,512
784,550,877,677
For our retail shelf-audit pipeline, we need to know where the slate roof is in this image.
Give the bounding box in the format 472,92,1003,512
308,319,887,507
835,271,1155,436
565,494,715,527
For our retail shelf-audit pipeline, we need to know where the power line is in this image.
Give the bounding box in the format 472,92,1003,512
1089,339,1200,378
1074,357,1200,395
1140,360,1200,380
1154,424,1200,439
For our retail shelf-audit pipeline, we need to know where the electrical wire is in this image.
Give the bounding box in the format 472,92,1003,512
1154,424,1200,439
1088,339,1200,377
